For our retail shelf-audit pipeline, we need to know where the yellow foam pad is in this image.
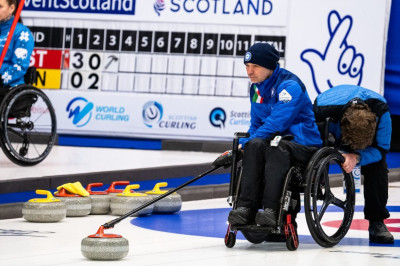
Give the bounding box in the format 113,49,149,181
56,181,89,197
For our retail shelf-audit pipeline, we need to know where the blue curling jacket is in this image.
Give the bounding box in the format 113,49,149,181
239,65,322,148
0,17,34,87
313,85,391,166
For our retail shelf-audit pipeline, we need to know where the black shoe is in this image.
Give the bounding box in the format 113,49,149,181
369,221,394,244
255,208,277,226
228,207,257,225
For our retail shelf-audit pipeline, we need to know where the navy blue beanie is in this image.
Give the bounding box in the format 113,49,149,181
244,43,280,70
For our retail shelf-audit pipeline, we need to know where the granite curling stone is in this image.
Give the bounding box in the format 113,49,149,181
22,190,66,222
54,188,91,217
86,183,110,214
110,184,153,216
81,226,129,260
145,182,182,214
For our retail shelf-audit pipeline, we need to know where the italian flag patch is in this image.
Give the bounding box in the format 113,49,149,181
252,85,264,103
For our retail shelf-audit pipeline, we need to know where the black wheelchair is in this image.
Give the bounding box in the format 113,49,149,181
0,67,57,166
223,123,355,251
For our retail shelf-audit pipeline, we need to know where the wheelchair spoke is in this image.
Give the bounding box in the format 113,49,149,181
30,107,49,124
5,126,25,141
315,191,334,223
332,196,347,210
25,131,47,157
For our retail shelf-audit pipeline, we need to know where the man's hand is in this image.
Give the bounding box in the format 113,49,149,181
341,153,358,173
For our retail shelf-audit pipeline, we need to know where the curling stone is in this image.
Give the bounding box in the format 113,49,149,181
54,188,91,217
86,183,110,214
145,182,182,214
105,181,130,197
81,226,129,260
110,184,153,216
22,190,67,222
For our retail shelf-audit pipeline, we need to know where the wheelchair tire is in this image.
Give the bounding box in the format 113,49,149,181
303,147,355,247
224,232,236,248
241,230,267,244
286,235,298,251
0,85,57,166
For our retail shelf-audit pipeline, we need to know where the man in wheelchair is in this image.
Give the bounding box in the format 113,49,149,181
227,43,322,229
314,85,394,244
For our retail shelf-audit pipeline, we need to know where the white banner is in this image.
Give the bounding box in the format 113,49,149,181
46,90,250,140
285,0,392,101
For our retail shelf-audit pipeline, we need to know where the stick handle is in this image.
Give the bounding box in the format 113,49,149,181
0,0,25,69
103,166,220,228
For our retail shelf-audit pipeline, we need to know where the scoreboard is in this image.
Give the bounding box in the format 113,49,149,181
29,25,286,97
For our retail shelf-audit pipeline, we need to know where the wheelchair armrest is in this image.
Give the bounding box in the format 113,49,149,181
24,67,37,85
234,132,250,139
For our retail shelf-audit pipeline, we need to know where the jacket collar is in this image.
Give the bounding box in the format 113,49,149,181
254,64,280,98
0,16,14,33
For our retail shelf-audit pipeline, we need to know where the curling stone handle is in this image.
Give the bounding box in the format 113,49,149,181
35,190,53,198
105,181,130,192
29,190,59,202
86,183,104,192
102,166,222,229
119,184,140,196
152,182,168,192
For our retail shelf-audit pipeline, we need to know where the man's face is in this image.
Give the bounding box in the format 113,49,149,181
245,63,273,83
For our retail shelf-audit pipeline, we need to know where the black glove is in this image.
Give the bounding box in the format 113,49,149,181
212,150,243,168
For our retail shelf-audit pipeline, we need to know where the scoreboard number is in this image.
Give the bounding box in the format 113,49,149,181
69,71,101,90
186,33,202,54
89,29,105,50
87,73,100,90
121,30,137,51
72,28,88,49
219,34,235,56
170,32,185,54
154,31,169,53
236,35,251,56
106,30,120,51
203,33,218,55
138,31,153,52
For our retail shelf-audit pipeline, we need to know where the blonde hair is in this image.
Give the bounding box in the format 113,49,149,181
341,103,377,150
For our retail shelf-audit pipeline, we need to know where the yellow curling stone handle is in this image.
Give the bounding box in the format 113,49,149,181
29,190,60,202
146,182,175,195
117,184,147,197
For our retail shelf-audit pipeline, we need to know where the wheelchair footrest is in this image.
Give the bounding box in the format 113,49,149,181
231,224,279,234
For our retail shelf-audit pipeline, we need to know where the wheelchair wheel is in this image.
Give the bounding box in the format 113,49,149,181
0,85,57,166
303,147,355,247
225,232,236,248
241,230,267,244
286,235,297,251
